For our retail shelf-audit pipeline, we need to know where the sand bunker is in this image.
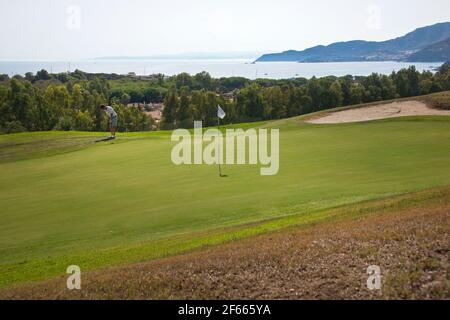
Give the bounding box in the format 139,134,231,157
307,101,450,124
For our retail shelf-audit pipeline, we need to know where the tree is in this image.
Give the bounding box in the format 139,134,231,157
194,72,213,90
362,74,382,102
157,73,165,85
71,84,84,110
177,86,191,125
175,73,193,89
379,75,397,100
120,93,131,105
162,89,179,128
434,63,450,91
299,95,313,114
339,76,354,106
307,77,323,111
25,72,35,83
56,73,70,83
128,89,144,103
329,81,344,108
205,92,222,126
219,77,249,91
392,67,420,98
9,78,33,127
2,63,450,135
406,66,420,96
73,110,94,131
143,87,164,103
89,77,110,99
0,85,12,127
286,86,304,117
263,86,285,119
241,84,264,120
36,69,51,81
350,84,365,105
43,85,70,129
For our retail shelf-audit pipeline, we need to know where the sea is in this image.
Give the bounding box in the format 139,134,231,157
0,59,444,80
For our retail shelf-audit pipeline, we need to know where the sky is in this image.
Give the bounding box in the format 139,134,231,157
0,0,450,60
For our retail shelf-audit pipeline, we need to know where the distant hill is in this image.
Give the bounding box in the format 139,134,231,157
97,51,262,60
407,37,450,62
256,22,450,63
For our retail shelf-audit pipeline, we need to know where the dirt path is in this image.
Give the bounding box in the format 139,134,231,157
1,201,449,300
307,101,450,124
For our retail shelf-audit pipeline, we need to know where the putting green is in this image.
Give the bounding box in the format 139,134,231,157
1,115,450,287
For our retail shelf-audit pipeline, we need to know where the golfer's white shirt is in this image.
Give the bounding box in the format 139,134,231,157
105,106,117,117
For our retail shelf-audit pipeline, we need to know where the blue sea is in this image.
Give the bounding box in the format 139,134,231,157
0,59,443,80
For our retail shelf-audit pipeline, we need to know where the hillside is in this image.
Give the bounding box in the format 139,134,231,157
256,22,450,62
407,37,450,62
2,187,449,299
1,94,450,291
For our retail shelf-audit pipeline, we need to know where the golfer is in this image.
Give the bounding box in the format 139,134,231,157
100,105,118,139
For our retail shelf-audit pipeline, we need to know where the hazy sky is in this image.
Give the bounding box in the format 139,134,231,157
1,0,450,60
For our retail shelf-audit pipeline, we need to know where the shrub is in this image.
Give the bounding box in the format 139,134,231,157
0,121,27,134
425,92,450,110
54,116,74,131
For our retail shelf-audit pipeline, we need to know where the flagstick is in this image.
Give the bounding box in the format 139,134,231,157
217,116,223,177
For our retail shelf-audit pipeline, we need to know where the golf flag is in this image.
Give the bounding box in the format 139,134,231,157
217,105,226,119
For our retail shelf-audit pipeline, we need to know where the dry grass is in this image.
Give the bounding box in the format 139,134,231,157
1,199,448,300
424,91,450,110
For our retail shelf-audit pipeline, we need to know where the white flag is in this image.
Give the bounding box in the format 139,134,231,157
217,105,226,119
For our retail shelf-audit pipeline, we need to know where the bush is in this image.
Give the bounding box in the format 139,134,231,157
177,118,195,129
0,121,27,134
74,111,94,131
425,92,450,110
54,116,74,131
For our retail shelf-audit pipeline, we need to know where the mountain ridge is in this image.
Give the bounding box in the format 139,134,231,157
407,37,450,62
256,22,450,63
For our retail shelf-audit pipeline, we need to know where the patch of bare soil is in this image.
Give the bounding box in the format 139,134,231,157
1,203,449,300
307,101,450,124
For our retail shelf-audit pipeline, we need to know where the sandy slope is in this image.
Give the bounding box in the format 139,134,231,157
307,101,450,124
1,197,448,300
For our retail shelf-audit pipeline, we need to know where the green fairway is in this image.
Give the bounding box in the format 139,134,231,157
1,115,450,287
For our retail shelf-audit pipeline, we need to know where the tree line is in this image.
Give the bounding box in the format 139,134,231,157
0,72,153,133
161,64,450,128
1,63,449,133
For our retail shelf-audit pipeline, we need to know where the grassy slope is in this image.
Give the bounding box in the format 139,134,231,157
2,186,448,299
1,110,450,288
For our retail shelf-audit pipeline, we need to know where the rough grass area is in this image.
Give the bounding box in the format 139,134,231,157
424,91,450,110
1,186,448,300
